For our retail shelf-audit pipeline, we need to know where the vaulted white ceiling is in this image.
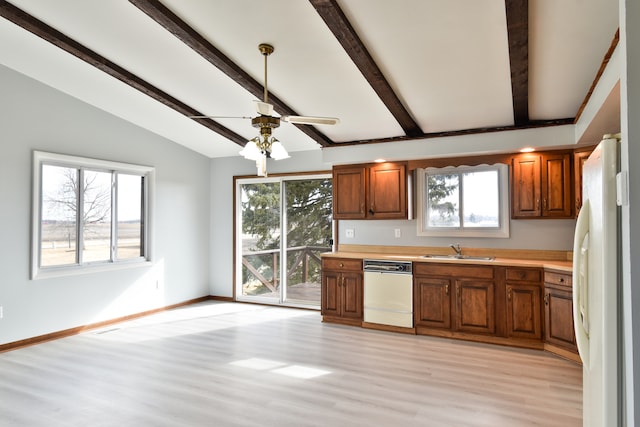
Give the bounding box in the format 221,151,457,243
0,0,620,158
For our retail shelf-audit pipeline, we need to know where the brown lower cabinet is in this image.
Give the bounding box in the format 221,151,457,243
455,278,496,334
504,267,543,340
321,258,363,325
414,263,546,348
544,270,578,353
414,263,497,336
415,277,451,329
321,257,577,359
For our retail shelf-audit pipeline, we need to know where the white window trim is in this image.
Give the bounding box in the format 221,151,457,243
416,164,510,238
31,151,155,280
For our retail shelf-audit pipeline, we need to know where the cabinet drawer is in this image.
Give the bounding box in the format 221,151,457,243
414,263,494,279
505,267,542,283
544,271,572,288
322,258,362,272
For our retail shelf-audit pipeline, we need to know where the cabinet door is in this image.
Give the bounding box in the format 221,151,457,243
415,277,452,329
341,272,363,319
541,153,572,218
574,150,591,216
333,166,366,219
368,163,407,219
506,284,542,340
454,279,495,334
512,155,542,218
321,270,341,317
544,286,577,351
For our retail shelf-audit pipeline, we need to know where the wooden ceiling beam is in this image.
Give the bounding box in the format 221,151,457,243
309,0,423,137
330,118,574,146
505,0,529,125
0,0,248,146
129,0,334,148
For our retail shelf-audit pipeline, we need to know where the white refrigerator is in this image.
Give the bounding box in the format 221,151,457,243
572,135,621,426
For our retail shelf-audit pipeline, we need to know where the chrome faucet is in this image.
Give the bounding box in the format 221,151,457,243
450,243,462,256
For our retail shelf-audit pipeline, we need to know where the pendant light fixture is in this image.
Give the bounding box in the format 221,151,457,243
239,44,289,176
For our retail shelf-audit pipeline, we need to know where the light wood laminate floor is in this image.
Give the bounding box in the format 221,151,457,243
0,301,582,426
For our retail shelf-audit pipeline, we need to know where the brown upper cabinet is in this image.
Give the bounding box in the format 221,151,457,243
511,151,573,219
333,162,407,220
574,148,594,217
332,166,366,219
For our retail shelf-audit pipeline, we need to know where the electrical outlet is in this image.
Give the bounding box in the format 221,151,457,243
345,228,355,238
394,228,402,238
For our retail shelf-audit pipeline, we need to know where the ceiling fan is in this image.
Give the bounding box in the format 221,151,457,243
193,43,339,176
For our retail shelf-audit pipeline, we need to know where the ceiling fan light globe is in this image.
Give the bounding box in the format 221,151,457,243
270,140,290,160
239,139,261,160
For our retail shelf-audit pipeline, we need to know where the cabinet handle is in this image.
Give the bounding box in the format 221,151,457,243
456,284,460,298
445,284,449,295
507,287,512,300
369,208,375,215
536,199,540,210
339,263,344,268
544,198,547,210
544,293,550,305
559,277,564,283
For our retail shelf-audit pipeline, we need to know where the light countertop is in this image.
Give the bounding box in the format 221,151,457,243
322,251,573,273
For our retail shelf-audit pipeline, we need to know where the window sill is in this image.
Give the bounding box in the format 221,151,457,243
417,229,510,238
31,259,152,280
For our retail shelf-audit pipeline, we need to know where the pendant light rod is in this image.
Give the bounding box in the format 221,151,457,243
258,43,274,104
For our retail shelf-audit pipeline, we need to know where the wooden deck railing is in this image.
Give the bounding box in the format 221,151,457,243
242,245,329,292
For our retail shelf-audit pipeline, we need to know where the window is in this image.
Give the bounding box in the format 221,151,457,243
32,151,153,279
416,164,509,238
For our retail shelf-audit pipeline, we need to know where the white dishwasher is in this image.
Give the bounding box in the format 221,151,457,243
363,259,413,328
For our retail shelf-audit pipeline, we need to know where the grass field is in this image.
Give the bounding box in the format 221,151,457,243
40,222,142,266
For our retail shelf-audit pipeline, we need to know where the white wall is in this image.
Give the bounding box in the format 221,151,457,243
0,65,211,344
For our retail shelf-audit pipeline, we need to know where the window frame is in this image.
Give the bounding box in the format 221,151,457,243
234,172,333,309
31,151,154,279
416,163,510,238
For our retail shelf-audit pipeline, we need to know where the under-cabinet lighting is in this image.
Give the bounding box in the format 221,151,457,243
374,158,386,163
520,147,535,153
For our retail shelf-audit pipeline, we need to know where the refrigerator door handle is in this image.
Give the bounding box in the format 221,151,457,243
572,200,590,365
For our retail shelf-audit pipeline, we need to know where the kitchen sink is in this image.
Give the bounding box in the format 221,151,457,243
422,254,495,261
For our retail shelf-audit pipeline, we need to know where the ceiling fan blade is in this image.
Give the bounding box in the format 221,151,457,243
254,100,274,116
281,115,340,125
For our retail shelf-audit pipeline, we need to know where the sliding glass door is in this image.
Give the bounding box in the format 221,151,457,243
236,174,332,308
